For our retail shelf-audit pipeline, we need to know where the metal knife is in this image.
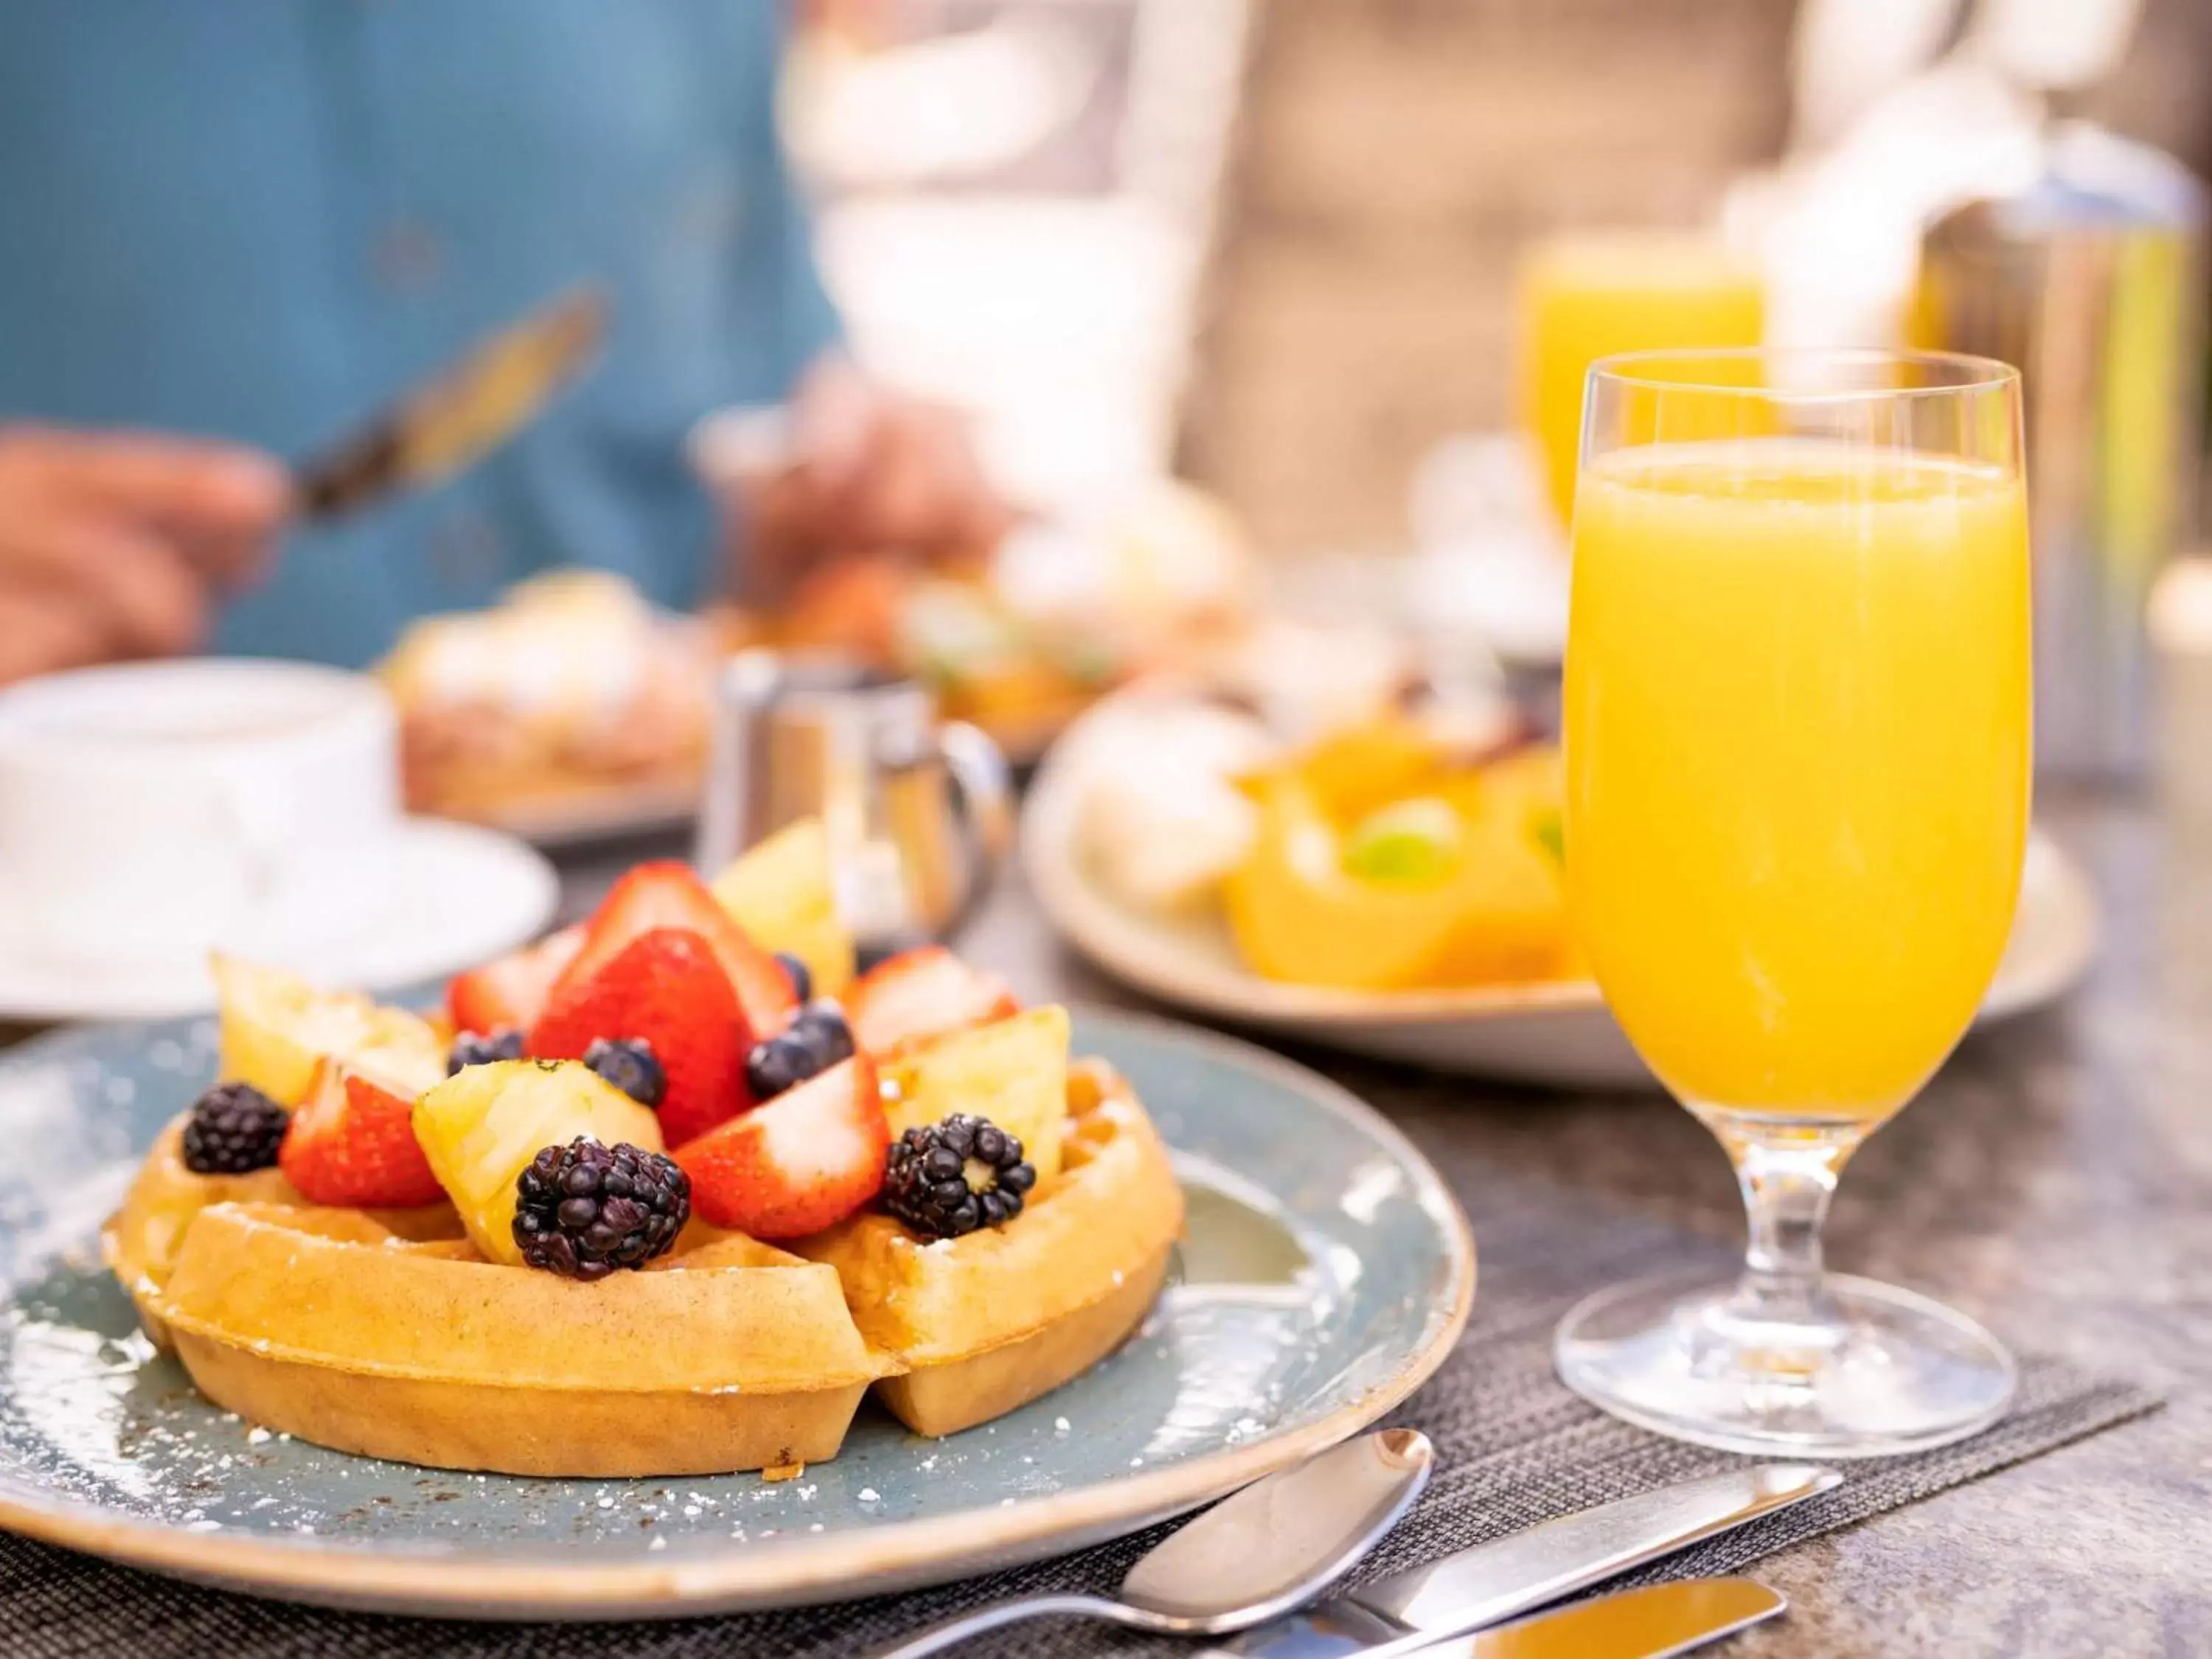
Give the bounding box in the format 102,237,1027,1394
1420,1578,1786,1658
294,283,609,519
1203,1462,1837,1659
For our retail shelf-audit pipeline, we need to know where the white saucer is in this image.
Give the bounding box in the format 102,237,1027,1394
0,819,559,1023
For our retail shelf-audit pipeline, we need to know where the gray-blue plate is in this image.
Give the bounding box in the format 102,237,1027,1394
0,1005,1472,1620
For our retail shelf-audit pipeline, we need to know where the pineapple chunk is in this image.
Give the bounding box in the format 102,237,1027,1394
883,1005,1068,1187
708,818,855,998
212,954,445,1107
411,1060,664,1265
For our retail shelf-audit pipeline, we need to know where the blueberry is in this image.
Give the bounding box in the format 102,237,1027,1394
744,1033,811,1102
583,1037,667,1108
793,999,855,1064
774,951,813,1004
449,1027,525,1074
744,999,857,1102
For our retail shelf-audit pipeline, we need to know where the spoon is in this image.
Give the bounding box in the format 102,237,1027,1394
870,1427,1433,1659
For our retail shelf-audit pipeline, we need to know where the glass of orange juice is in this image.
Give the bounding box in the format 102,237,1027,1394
1557,348,2031,1455
1519,233,1764,531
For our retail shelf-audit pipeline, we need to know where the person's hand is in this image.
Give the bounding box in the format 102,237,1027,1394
0,426,291,685
737,358,1016,597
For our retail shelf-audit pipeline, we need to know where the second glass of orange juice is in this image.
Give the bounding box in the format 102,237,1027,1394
1557,349,2031,1456
1519,232,1764,529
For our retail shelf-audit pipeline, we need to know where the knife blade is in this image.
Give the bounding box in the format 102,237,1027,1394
1204,1462,1837,1659
1419,1578,1786,1659
295,283,609,519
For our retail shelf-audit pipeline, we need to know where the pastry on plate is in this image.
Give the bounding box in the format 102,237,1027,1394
103,819,1183,1477
379,571,719,822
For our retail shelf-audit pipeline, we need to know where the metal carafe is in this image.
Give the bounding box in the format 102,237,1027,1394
1919,120,2206,784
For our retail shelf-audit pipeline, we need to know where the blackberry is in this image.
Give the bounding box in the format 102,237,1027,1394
880,1113,1035,1240
775,951,813,1004
448,1027,525,1075
512,1138,689,1280
180,1082,288,1176
583,1037,666,1107
745,1000,855,1102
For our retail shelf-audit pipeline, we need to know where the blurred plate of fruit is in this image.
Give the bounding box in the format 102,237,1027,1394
1025,685,2102,1088
699,459,1257,765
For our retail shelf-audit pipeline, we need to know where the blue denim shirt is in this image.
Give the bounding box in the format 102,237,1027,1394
0,2,838,666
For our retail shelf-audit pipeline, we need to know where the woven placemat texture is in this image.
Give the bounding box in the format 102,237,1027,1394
0,1129,2159,1659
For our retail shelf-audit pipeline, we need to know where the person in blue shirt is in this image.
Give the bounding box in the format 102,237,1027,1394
0,3,1007,686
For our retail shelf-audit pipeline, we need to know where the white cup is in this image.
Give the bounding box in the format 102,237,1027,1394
0,661,401,970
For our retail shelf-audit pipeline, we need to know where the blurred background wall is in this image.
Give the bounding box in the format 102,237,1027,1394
1178,0,2211,554
1181,0,1794,554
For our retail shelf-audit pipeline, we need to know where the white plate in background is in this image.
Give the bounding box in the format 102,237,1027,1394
1023,694,2101,1089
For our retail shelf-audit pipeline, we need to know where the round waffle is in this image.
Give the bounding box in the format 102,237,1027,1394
102,1064,1181,1476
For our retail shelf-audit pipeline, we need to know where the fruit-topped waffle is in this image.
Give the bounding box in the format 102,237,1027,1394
102,818,1183,1478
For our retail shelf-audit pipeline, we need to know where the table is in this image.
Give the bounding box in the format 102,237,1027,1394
15,709,2212,1656
548,768,2211,1655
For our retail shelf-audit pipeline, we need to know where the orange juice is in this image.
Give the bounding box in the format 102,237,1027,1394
1565,439,2031,1118
1520,234,1764,527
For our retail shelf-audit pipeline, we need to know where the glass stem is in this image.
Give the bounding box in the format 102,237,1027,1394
1705,1116,1865,1329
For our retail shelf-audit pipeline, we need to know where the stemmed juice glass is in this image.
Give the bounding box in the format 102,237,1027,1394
1556,348,2031,1456
1518,232,1764,530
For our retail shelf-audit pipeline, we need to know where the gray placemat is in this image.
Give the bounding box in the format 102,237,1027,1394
0,1116,2160,1659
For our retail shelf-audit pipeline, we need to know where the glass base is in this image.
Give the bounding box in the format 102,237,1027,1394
1555,1270,2017,1458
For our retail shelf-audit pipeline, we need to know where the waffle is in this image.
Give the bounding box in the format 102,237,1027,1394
102,1063,1181,1476
792,1058,1182,1437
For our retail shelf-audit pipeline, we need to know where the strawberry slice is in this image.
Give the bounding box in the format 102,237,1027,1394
279,1060,445,1209
531,926,748,1147
555,863,796,1037
675,1055,888,1238
845,947,1019,1058
449,925,582,1036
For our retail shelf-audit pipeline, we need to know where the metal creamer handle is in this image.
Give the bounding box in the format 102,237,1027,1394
931,719,1012,938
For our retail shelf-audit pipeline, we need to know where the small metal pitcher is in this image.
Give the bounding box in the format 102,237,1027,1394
694,652,1012,956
